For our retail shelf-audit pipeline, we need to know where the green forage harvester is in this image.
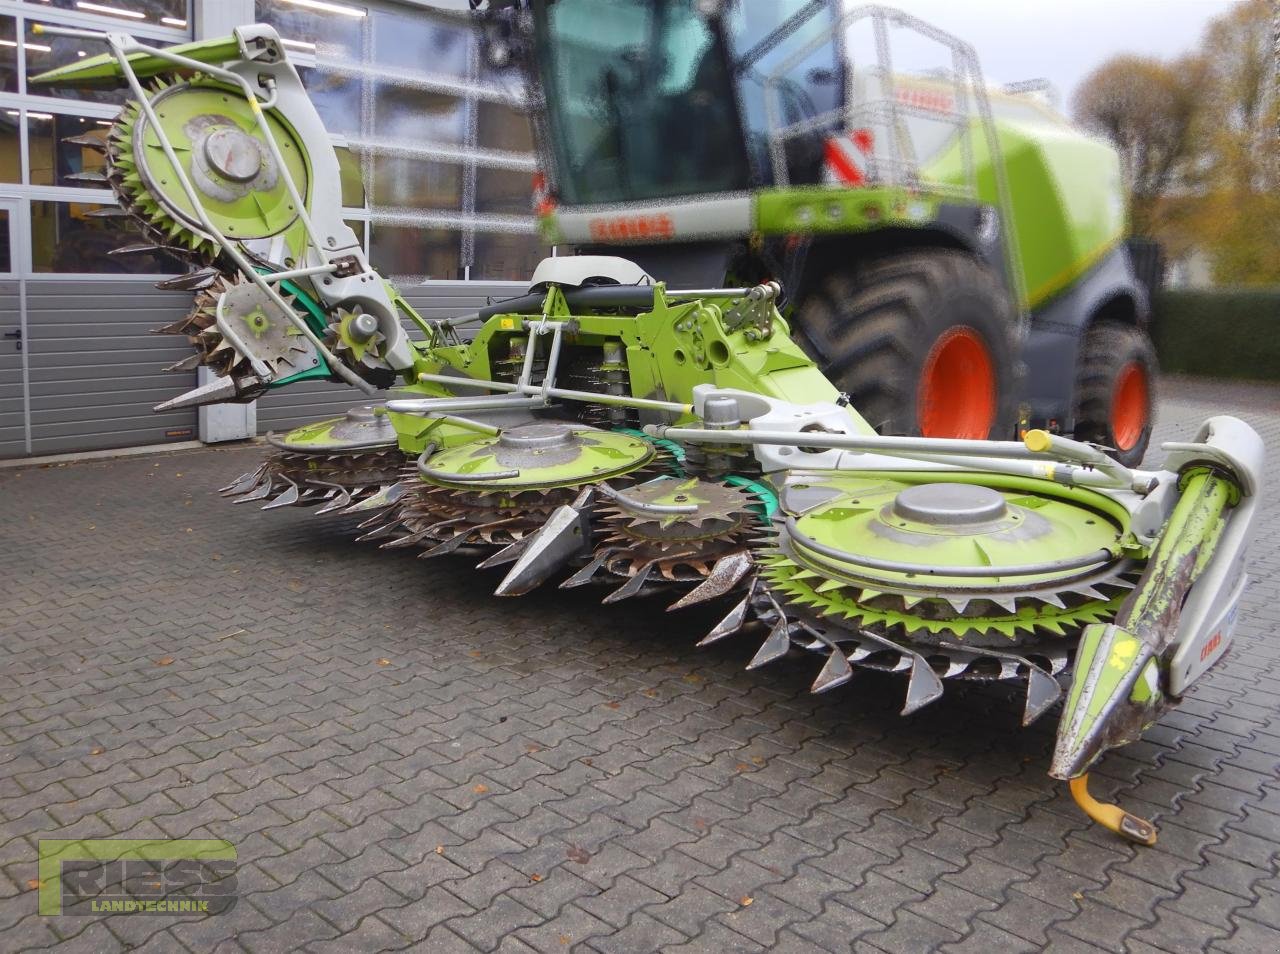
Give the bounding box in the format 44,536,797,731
34,17,1264,845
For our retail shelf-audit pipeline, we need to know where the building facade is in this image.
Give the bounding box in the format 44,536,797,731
0,0,542,458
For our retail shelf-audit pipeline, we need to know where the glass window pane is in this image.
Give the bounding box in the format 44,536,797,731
336,145,365,207
31,200,185,274
0,18,16,94
372,86,465,144
27,113,109,188
37,1,189,29
534,0,750,204
472,232,546,281
295,65,363,138
343,218,366,252
475,168,532,215
259,0,366,137
370,226,459,283
477,102,532,152
257,0,364,47
258,0,539,285
0,209,11,273
371,157,461,210
728,2,841,186
0,110,20,183
372,7,469,76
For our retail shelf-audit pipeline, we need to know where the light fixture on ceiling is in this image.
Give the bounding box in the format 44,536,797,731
0,40,53,52
75,2,147,20
281,0,367,20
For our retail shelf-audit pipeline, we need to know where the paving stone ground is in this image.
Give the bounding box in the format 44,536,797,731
2,374,1278,954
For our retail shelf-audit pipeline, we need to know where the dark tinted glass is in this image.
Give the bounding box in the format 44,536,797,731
370,225,459,283
536,0,749,204
472,231,544,281
27,113,109,188
0,209,11,273
477,101,532,152
0,109,20,183
371,158,462,211
476,167,532,215
31,200,185,274
37,1,188,29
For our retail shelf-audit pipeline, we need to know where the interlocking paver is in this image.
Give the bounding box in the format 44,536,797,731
3,375,1279,952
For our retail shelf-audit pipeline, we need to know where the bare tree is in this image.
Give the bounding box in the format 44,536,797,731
1196,0,1277,186
1071,55,1204,235
1193,0,1280,284
1074,0,1280,284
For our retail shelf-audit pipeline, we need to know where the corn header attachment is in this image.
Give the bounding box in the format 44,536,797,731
35,25,1265,846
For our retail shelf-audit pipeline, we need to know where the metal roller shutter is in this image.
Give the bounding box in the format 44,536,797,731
22,279,199,458
0,282,23,458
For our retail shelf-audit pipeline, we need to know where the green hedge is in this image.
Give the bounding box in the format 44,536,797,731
1152,288,1280,382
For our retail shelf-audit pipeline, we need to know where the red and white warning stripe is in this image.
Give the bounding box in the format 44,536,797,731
531,171,555,217
822,128,875,186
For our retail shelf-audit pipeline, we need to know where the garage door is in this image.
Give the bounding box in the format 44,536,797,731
21,278,199,458
2,277,528,459
0,199,24,456
0,277,23,459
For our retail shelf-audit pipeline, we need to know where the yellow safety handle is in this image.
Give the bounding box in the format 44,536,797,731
1069,774,1157,846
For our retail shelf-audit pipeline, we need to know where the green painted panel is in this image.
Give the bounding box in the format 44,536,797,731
927,120,1125,309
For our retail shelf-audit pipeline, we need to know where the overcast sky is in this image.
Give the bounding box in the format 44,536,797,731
875,0,1240,112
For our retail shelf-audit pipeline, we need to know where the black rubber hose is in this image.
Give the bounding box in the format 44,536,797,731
476,286,657,321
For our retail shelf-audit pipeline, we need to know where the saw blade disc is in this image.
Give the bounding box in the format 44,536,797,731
266,404,399,454
373,428,677,552
758,473,1139,645
597,477,758,582
217,280,318,376
221,447,406,510
155,272,315,379
111,78,310,258
419,422,656,491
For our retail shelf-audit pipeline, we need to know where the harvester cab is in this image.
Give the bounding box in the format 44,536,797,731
481,0,1156,464
29,18,1264,847
514,0,1010,253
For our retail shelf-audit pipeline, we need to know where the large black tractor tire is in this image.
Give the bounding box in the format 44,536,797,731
1073,322,1158,468
793,249,1019,439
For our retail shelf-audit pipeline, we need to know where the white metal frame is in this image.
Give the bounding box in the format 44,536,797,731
761,3,1027,323
0,194,20,277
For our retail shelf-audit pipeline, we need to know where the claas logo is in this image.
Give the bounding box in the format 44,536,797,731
895,86,954,113
588,214,675,242
1199,631,1222,662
